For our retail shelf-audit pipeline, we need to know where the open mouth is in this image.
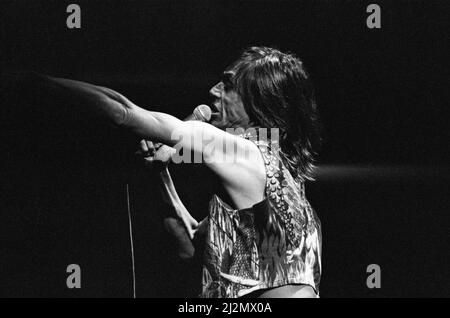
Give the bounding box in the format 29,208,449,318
209,103,221,119
210,103,220,112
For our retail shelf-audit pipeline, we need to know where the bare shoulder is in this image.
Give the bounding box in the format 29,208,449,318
153,120,266,207
193,124,266,208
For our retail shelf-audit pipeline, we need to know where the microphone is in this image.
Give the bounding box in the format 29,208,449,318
184,104,212,122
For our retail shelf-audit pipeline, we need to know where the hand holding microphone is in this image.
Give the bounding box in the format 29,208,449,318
137,104,212,167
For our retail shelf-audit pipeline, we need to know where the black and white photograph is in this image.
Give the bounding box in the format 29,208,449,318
0,0,448,300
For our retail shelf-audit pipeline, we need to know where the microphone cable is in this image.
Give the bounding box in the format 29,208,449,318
126,183,137,298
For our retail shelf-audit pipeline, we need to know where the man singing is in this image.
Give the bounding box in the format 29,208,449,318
12,47,323,298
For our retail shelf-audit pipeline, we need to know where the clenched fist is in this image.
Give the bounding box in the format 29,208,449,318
136,139,176,169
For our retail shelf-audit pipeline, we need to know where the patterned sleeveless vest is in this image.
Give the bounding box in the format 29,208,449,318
201,138,322,298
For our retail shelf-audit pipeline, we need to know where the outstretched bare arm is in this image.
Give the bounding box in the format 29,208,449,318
6,72,266,210
9,72,199,147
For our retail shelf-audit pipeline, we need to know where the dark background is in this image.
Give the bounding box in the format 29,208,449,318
0,0,449,297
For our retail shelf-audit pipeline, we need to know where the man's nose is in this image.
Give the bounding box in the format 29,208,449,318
209,82,224,97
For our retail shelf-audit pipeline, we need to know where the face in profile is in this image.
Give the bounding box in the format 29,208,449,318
208,71,252,130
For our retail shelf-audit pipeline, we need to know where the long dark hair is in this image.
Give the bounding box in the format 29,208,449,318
227,46,322,180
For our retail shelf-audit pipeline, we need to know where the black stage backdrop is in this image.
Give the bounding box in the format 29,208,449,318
0,0,449,297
